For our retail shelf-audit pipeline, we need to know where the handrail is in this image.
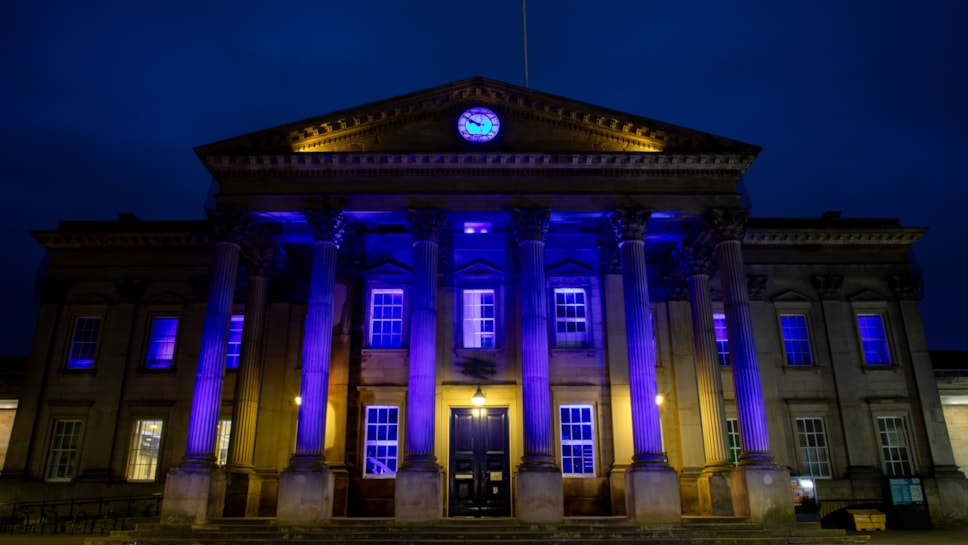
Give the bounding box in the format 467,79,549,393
1,493,161,535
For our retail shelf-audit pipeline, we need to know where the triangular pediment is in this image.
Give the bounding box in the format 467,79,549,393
771,289,814,302
196,77,759,157
547,258,594,276
364,259,412,280
455,259,503,279
847,289,888,302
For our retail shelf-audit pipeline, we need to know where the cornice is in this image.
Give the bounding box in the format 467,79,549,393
33,231,211,250
743,228,925,247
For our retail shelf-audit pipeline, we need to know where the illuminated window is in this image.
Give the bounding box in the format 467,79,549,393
796,417,831,478
126,420,163,481
216,420,231,465
780,315,813,366
857,314,891,365
560,405,595,476
145,317,178,369
363,406,398,477
67,317,101,369
46,420,82,481
878,416,913,476
554,288,588,348
369,289,404,348
225,314,244,369
463,222,491,234
462,289,496,348
713,313,730,366
726,418,741,464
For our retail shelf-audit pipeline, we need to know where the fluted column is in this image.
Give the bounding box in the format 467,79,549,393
224,225,274,517
610,209,664,463
276,209,346,525
707,209,772,463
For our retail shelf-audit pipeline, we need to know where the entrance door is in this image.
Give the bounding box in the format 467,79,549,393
448,407,511,517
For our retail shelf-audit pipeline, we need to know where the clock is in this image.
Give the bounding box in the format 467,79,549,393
457,107,500,142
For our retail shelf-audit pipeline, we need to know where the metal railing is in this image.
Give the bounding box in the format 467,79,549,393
1,493,161,535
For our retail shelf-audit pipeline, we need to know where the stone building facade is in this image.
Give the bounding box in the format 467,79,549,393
2,78,965,525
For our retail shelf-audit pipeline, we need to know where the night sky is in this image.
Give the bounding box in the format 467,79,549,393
2,1,966,356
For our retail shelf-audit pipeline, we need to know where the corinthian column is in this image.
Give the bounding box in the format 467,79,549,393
706,209,793,522
675,242,736,516
395,208,445,521
277,209,347,525
224,224,275,517
610,208,680,523
162,210,248,524
512,208,563,523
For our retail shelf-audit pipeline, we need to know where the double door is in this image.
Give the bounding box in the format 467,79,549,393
448,407,511,517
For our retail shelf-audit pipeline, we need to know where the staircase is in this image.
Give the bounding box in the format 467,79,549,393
85,517,870,545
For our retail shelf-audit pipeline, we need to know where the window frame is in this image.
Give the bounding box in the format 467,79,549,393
713,312,731,367
125,419,164,482
460,288,499,349
144,316,180,370
552,287,590,349
225,314,245,369
558,404,597,477
876,415,915,477
726,417,741,465
794,416,832,478
855,312,893,366
66,316,102,370
46,419,84,482
366,287,407,349
362,405,400,478
779,313,814,367
215,419,232,466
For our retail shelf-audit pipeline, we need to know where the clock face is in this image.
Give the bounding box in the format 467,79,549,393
457,107,501,142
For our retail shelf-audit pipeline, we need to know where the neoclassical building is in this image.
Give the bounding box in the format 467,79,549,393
3,78,965,526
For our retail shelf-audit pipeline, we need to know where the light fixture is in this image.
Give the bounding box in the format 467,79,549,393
654,394,664,406
471,386,486,406
294,396,303,406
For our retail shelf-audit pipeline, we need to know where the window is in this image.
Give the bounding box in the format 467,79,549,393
145,317,179,369
363,406,398,477
225,314,244,369
126,420,163,481
46,420,82,481
462,289,496,348
369,289,404,348
67,317,101,369
780,315,813,366
857,314,891,365
559,405,595,476
215,420,232,465
726,418,741,464
796,417,831,478
713,313,730,366
554,288,588,348
878,416,914,476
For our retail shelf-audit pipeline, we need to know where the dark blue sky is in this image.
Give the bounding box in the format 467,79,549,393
2,1,966,355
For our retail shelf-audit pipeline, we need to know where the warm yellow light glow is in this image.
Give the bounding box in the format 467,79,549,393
294,396,302,406
655,394,664,406
471,386,486,407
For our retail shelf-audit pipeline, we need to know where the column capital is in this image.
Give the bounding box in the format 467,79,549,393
609,208,652,243
209,209,252,245
812,274,844,301
705,209,749,242
305,209,348,245
889,274,921,301
512,208,551,243
673,244,713,277
407,208,446,243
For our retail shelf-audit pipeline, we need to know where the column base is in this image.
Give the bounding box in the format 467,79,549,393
276,464,334,525
931,466,968,526
625,463,681,523
516,467,563,523
223,467,262,517
731,464,794,523
697,465,736,516
160,464,226,524
608,464,628,516
394,466,443,521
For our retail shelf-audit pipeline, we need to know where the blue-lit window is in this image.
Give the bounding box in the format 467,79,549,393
780,315,813,366
462,289,496,348
857,314,891,365
363,405,398,477
369,289,404,348
225,314,244,369
145,317,179,369
554,288,588,348
726,418,741,464
67,317,101,369
713,313,730,366
560,405,595,476
463,222,491,234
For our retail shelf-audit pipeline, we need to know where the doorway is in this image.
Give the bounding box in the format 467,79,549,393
448,407,511,517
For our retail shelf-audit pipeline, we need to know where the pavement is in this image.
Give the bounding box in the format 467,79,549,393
3,529,968,545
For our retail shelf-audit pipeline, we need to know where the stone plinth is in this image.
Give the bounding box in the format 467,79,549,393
394,467,442,521
160,464,226,524
697,467,736,516
625,464,681,523
223,469,262,517
732,465,794,523
517,468,563,523
276,465,334,525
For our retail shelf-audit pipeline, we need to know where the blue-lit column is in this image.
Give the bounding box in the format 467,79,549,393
706,209,793,522
395,209,445,521
675,242,736,516
610,208,680,523
512,208,563,523
277,209,347,525
224,225,275,517
162,210,248,524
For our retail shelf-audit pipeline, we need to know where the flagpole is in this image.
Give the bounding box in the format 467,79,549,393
522,0,529,88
